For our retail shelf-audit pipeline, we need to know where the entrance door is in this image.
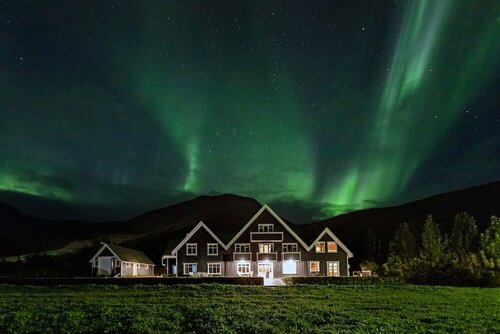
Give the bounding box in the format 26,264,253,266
327,261,340,276
97,257,112,276
133,263,138,276
258,262,274,279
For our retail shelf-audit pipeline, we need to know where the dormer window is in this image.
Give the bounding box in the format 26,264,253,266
186,243,197,256
258,224,274,232
315,242,325,253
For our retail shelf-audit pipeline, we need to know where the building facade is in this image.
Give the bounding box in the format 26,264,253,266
162,205,353,278
90,243,155,277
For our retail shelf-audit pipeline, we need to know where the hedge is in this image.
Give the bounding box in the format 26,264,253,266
0,276,263,286
282,276,404,285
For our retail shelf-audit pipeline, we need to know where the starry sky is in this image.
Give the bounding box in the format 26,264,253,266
1,1,499,222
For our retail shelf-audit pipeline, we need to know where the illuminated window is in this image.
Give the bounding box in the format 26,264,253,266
258,224,274,232
282,243,298,252
235,243,250,253
237,263,251,274
183,263,197,274
327,242,337,253
186,243,197,256
207,263,221,275
315,242,325,253
310,261,320,272
282,261,297,274
207,243,218,255
259,243,274,253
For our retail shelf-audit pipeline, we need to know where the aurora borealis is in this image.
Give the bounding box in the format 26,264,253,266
1,1,499,222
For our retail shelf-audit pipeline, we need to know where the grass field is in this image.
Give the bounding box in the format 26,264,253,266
0,284,498,333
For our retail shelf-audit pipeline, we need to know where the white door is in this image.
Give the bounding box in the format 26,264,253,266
133,263,138,276
327,261,340,276
98,257,113,276
258,263,273,279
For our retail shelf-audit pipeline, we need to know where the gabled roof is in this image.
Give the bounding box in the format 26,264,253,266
307,228,353,258
90,243,155,265
225,204,310,250
171,221,226,255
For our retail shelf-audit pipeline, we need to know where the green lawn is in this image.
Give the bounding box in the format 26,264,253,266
0,284,498,333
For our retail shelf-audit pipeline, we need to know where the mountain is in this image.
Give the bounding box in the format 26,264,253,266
0,182,499,275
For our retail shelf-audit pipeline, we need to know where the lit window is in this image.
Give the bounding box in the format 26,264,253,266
237,263,251,274
282,261,297,275
207,243,218,255
310,261,320,272
282,243,298,252
183,263,197,274
315,242,325,253
235,243,250,253
327,242,337,253
207,263,221,275
258,224,274,232
259,243,274,253
186,243,197,256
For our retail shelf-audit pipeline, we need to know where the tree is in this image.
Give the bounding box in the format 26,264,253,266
389,223,417,261
479,216,500,270
450,212,478,262
419,215,446,267
362,229,382,263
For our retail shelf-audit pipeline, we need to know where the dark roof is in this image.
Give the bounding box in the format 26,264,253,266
106,244,155,265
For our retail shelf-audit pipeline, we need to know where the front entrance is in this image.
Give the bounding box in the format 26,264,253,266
327,261,340,276
258,262,274,279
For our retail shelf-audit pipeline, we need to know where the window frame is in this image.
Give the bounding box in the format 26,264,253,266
235,243,250,253
186,243,198,256
315,242,326,253
282,243,298,252
237,262,251,274
207,243,219,256
309,261,320,272
327,241,337,253
207,262,222,275
258,224,274,232
183,263,198,275
259,243,274,253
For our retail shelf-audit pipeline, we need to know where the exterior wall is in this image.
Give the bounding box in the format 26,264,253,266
177,227,224,276
174,208,351,278
120,262,154,276
92,255,120,277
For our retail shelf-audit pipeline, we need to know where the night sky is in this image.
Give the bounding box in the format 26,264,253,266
1,1,499,222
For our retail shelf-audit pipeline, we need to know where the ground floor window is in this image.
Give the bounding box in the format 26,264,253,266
327,261,340,276
184,263,197,275
282,261,297,275
207,263,221,275
309,261,320,272
237,262,251,274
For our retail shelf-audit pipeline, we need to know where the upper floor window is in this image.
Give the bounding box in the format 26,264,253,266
327,241,337,253
207,243,218,256
259,243,274,253
315,242,325,253
186,243,197,256
258,224,274,232
282,243,298,252
235,243,250,253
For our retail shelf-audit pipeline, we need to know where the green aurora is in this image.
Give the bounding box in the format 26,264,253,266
1,0,499,221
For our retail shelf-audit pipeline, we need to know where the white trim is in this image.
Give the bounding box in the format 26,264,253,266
282,243,298,252
250,231,283,242
207,262,222,275
186,243,197,256
171,221,226,254
235,243,250,253
207,243,219,256
226,204,310,250
183,263,197,275
282,260,297,275
307,228,353,257
315,241,326,253
309,261,320,272
258,224,274,232
89,243,121,263
281,252,301,261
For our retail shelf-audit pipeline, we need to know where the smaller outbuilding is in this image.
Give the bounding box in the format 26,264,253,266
89,243,155,277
